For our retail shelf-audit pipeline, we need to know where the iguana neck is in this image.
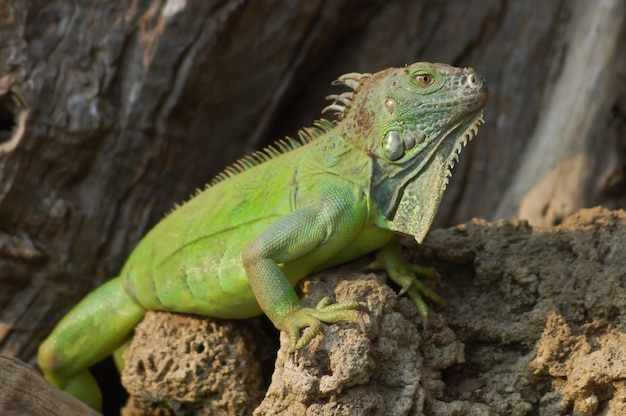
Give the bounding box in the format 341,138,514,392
296,121,374,188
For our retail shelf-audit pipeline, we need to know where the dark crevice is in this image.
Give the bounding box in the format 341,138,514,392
0,96,16,145
0,90,29,152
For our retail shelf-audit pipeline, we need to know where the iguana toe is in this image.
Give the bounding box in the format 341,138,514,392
370,239,447,318
283,298,365,349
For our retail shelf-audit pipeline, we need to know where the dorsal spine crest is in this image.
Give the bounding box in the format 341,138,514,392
208,119,335,186
207,71,370,187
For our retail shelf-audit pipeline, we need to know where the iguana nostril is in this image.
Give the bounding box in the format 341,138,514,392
463,74,481,88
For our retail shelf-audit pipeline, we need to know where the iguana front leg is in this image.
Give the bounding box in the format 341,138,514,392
368,238,447,317
243,192,366,349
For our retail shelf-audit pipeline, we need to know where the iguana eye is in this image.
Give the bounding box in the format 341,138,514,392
415,73,432,86
383,131,404,161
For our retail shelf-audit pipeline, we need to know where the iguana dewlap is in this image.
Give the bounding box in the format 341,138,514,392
38,62,488,410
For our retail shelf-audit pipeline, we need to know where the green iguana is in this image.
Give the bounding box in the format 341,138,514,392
38,62,488,410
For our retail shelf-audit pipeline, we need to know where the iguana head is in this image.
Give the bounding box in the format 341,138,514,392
329,62,488,242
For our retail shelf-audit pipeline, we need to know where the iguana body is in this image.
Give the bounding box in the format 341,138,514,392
39,62,488,410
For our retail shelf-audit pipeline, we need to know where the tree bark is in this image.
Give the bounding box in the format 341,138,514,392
0,0,623,382
495,0,626,225
0,355,100,416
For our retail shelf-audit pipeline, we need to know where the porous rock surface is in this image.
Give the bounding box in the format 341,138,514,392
120,313,267,416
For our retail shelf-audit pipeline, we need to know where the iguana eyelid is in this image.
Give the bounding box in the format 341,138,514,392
415,73,433,86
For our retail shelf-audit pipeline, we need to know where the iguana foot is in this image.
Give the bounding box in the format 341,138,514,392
368,240,446,318
283,297,365,350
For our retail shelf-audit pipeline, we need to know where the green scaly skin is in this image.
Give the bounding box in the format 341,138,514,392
38,62,488,410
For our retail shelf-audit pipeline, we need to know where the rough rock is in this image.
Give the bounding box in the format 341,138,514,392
420,206,626,415
253,270,477,415
121,312,269,416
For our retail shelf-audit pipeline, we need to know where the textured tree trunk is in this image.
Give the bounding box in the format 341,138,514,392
0,356,100,416
0,0,623,394
495,0,626,225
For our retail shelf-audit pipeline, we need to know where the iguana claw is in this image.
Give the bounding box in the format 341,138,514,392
285,297,365,350
367,239,447,318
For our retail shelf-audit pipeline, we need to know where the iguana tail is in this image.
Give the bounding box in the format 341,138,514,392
38,276,145,411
